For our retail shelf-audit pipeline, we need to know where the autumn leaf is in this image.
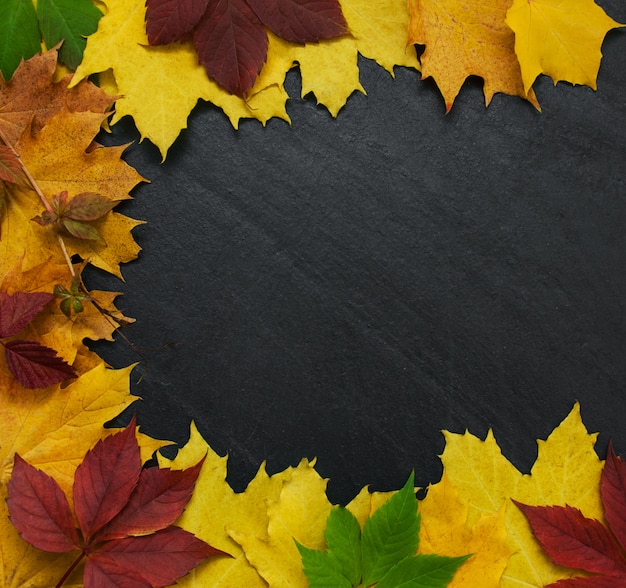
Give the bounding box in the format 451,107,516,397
0,144,28,186
7,419,225,588
437,403,605,587
407,0,539,112
0,291,76,388
1,258,134,378
515,442,626,586
418,473,512,587
73,0,419,157
0,0,102,80
1,106,144,277
32,190,119,243
0,47,113,146
505,0,623,93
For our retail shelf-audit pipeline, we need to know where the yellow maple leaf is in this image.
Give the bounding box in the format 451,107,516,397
439,403,604,587
408,0,539,111
1,108,144,278
73,0,419,157
159,423,334,588
506,0,623,93
419,473,512,587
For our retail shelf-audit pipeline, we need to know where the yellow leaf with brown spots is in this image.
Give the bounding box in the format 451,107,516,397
408,0,540,111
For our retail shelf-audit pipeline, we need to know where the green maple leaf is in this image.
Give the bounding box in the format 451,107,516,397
297,473,469,588
0,0,41,80
0,0,101,80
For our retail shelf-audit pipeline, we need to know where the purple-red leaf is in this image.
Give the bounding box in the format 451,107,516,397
73,418,142,543
0,291,54,338
0,144,28,186
514,501,626,577
193,0,268,96
3,339,77,388
601,441,626,550
7,454,80,553
89,527,224,586
84,557,152,588
96,457,206,542
248,0,348,44
145,0,210,44
90,527,226,586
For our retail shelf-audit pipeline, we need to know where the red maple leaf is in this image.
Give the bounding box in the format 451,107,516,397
7,418,226,587
0,291,76,388
145,0,349,96
515,441,626,586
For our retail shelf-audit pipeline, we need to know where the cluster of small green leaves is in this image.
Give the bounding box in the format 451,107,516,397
297,473,469,588
0,0,101,80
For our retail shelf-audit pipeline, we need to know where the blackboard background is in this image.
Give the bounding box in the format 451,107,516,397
91,5,626,504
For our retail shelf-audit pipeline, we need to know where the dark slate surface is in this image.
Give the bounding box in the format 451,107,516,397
92,6,626,503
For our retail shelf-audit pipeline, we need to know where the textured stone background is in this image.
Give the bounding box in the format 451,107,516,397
93,5,626,503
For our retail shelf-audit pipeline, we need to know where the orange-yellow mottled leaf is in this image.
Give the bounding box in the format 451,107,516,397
407,0,539,111
1,109,144,277
0,47,113,145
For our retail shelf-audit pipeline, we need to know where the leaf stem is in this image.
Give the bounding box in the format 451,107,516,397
0,126,53,214
55,552,86,588
57,235,76,277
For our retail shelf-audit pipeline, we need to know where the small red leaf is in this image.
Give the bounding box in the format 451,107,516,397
248,0,348,44
602,441,626,550
193,0,268,96
7,454,80,552
90,527,225,586
145,0,209,44
61,218,105,241
74,418,142,543
0,291,54,338
0,144,28,186
4,339,77,388
64,192,117,221
515,501,626,576
96,457,206,541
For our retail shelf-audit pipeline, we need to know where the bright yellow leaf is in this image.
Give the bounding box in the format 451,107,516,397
506,0,623,93
419,473,512,587
408,0,539,111
440,403,604,587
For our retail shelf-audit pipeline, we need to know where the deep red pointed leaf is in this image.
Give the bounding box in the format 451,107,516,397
96,457,206,542
247,0,348,44
90,527,226,586
548,576,626,587
6,454,80,553
193,0,267,96
601,441,626,550
515,501,626,576
4,339,77,388
0,144,28,186
0,291,54,338
74,418,142,543
145,0,209,44
84,557,152,588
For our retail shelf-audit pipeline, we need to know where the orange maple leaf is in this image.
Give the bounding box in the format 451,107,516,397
408,0,540,112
